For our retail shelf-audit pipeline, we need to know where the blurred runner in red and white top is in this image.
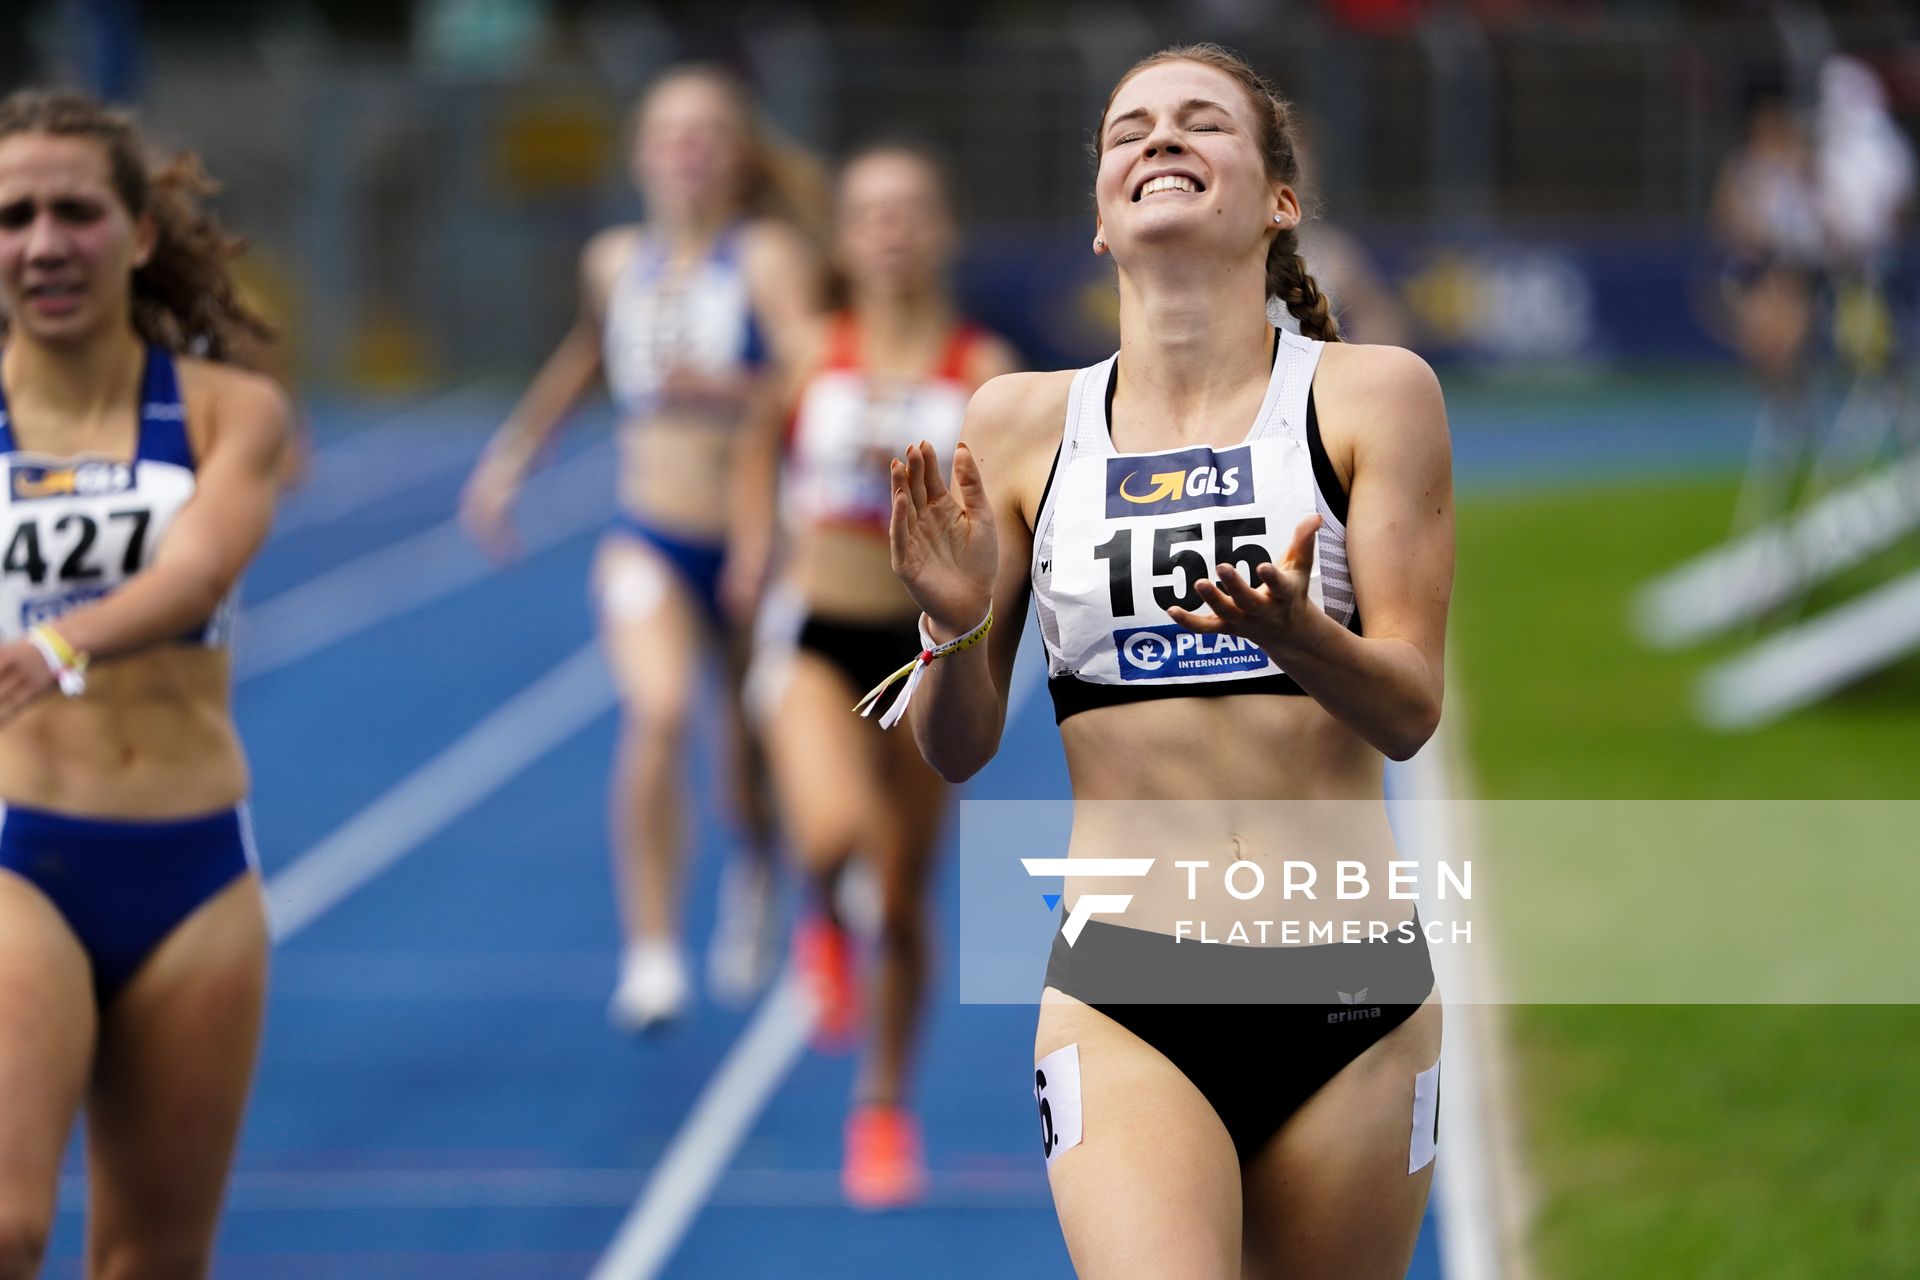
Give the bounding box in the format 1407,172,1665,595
733,139,1017,1209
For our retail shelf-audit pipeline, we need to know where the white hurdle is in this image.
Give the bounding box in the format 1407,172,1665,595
1697,565,1920,728
1633,448,1920,649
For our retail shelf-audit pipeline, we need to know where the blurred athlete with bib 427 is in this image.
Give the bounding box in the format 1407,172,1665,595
0,90,292,1280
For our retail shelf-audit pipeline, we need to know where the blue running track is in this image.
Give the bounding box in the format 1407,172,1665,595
39,374,1716,1277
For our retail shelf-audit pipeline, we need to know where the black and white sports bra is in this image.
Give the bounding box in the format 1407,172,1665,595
1029,328,1357,724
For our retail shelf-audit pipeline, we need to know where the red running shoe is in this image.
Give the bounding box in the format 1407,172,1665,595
795,916,859,1052
843,1104,927,1210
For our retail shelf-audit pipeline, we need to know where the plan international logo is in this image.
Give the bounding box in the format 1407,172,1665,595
1114,623,1269,681
1104,444,1255,518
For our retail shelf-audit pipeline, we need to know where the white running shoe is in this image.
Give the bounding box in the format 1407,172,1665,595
609,941,689,1032
707,856,781,1006
834,858,882,939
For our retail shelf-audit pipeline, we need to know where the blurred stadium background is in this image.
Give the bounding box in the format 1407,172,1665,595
8,1,1918,1277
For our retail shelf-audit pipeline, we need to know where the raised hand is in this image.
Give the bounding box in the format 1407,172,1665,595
889,440,998,635
1169,513,1322,648
459,452,525,563
0,641,58,729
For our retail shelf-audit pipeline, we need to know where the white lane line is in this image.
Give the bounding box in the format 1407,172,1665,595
264,640,615,942
588,611,1056,1280
588,976,814,1280
275,384,497,537
237,438,616,683
56,1166,1048,1214
1391,734,1511,1280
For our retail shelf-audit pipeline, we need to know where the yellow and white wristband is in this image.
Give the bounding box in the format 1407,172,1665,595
26,624,89,697
852,603,993,730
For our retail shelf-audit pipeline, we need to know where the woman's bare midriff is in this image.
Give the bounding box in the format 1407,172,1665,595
791,528,919,622
0,646,247,818
617,408,749,539
1052,694,1411,941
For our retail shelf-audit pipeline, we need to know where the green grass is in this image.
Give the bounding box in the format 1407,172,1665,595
1454,474,1920,800
1450,474,1920,1278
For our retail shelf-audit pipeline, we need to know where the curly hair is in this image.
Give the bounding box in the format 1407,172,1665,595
0,89,275,360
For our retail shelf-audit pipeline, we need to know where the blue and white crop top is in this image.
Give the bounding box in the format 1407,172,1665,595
1030,328,1357,724
0,346,234,647
601,224,769,417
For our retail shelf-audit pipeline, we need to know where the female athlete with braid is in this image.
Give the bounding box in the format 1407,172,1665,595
886,45,1452,1277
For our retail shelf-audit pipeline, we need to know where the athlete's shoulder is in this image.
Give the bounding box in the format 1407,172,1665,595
1315,342,1443,416
959,327,1023,389
176,356,289,419
177,356,292,460
579,224,643,298
792,313,836,372
737,217,817,277
582,223,643,268
738,215,811,250
1320,345,1443,404
962,369,1075,444
1314,344,1449,489
957,371,1073,525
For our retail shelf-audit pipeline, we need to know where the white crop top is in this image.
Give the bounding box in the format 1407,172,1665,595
1030,329,1356,723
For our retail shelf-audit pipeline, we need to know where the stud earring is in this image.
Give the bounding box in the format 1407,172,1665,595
1093,238,1106,251
1273,214,1284,224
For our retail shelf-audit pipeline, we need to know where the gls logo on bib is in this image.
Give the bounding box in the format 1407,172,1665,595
1104,445,1255,518
11,460,135,502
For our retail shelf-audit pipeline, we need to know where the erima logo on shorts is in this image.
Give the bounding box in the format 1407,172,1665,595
1104,445,1254,518
1114,624,1269,681
1329,988,1382,1024
10,461,134,502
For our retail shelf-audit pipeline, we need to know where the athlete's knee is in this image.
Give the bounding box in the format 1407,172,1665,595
791,822,859,877
725,765,775,826
877,857,931,933
875,890,928,952
0,1211,50,1280
620,699,693,757
88,1231,211,1280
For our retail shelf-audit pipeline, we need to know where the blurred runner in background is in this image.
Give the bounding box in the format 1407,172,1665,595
1710,72,1825,533
462,65,824,1030
736,140,1016,1207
